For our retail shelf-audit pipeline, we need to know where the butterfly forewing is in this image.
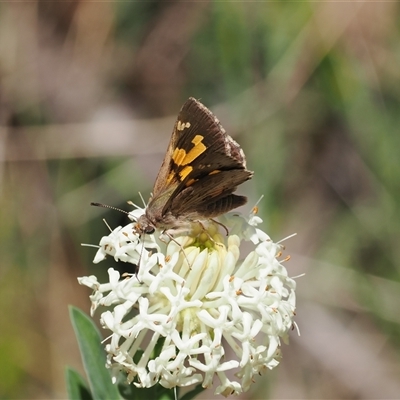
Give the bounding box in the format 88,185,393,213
145,97,253,229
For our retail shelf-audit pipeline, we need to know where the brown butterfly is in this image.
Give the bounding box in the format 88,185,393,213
136,97,253,235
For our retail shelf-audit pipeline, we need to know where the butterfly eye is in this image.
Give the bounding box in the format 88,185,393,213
144,226,155,234
136,215,155,235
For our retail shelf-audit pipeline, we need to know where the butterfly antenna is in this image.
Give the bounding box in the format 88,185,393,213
90,202,130,216
91,202,146,282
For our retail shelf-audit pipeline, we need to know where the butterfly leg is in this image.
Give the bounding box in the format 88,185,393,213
161,230,192,269
195,220,225,249
209,218,229,236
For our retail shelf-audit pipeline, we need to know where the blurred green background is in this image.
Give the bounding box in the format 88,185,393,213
1,1,400,399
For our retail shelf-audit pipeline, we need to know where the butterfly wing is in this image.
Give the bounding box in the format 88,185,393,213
146,98,252,223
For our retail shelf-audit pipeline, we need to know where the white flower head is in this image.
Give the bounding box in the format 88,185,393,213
78,205,297,396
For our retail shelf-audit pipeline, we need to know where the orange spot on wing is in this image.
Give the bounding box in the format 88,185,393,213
166,171,176,184
182,135,206,165
172,148,187,166
185,178,197,186
179,165,193,180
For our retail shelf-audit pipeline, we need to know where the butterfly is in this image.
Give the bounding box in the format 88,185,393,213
136,97,253,235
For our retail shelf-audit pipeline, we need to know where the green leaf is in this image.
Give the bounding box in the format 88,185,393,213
180,384,204,400
118,380,175,400
65,367,92,400
69,306,121,400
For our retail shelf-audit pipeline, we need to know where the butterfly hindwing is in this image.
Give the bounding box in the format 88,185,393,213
169,168,251,218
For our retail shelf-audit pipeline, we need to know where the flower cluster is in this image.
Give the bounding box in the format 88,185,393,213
79,206,297,396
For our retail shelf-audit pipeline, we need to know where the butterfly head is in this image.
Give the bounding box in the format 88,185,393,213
136,213,156,235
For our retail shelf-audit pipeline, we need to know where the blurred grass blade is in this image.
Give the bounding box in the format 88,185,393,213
65,367,93,400
69,306,121,400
